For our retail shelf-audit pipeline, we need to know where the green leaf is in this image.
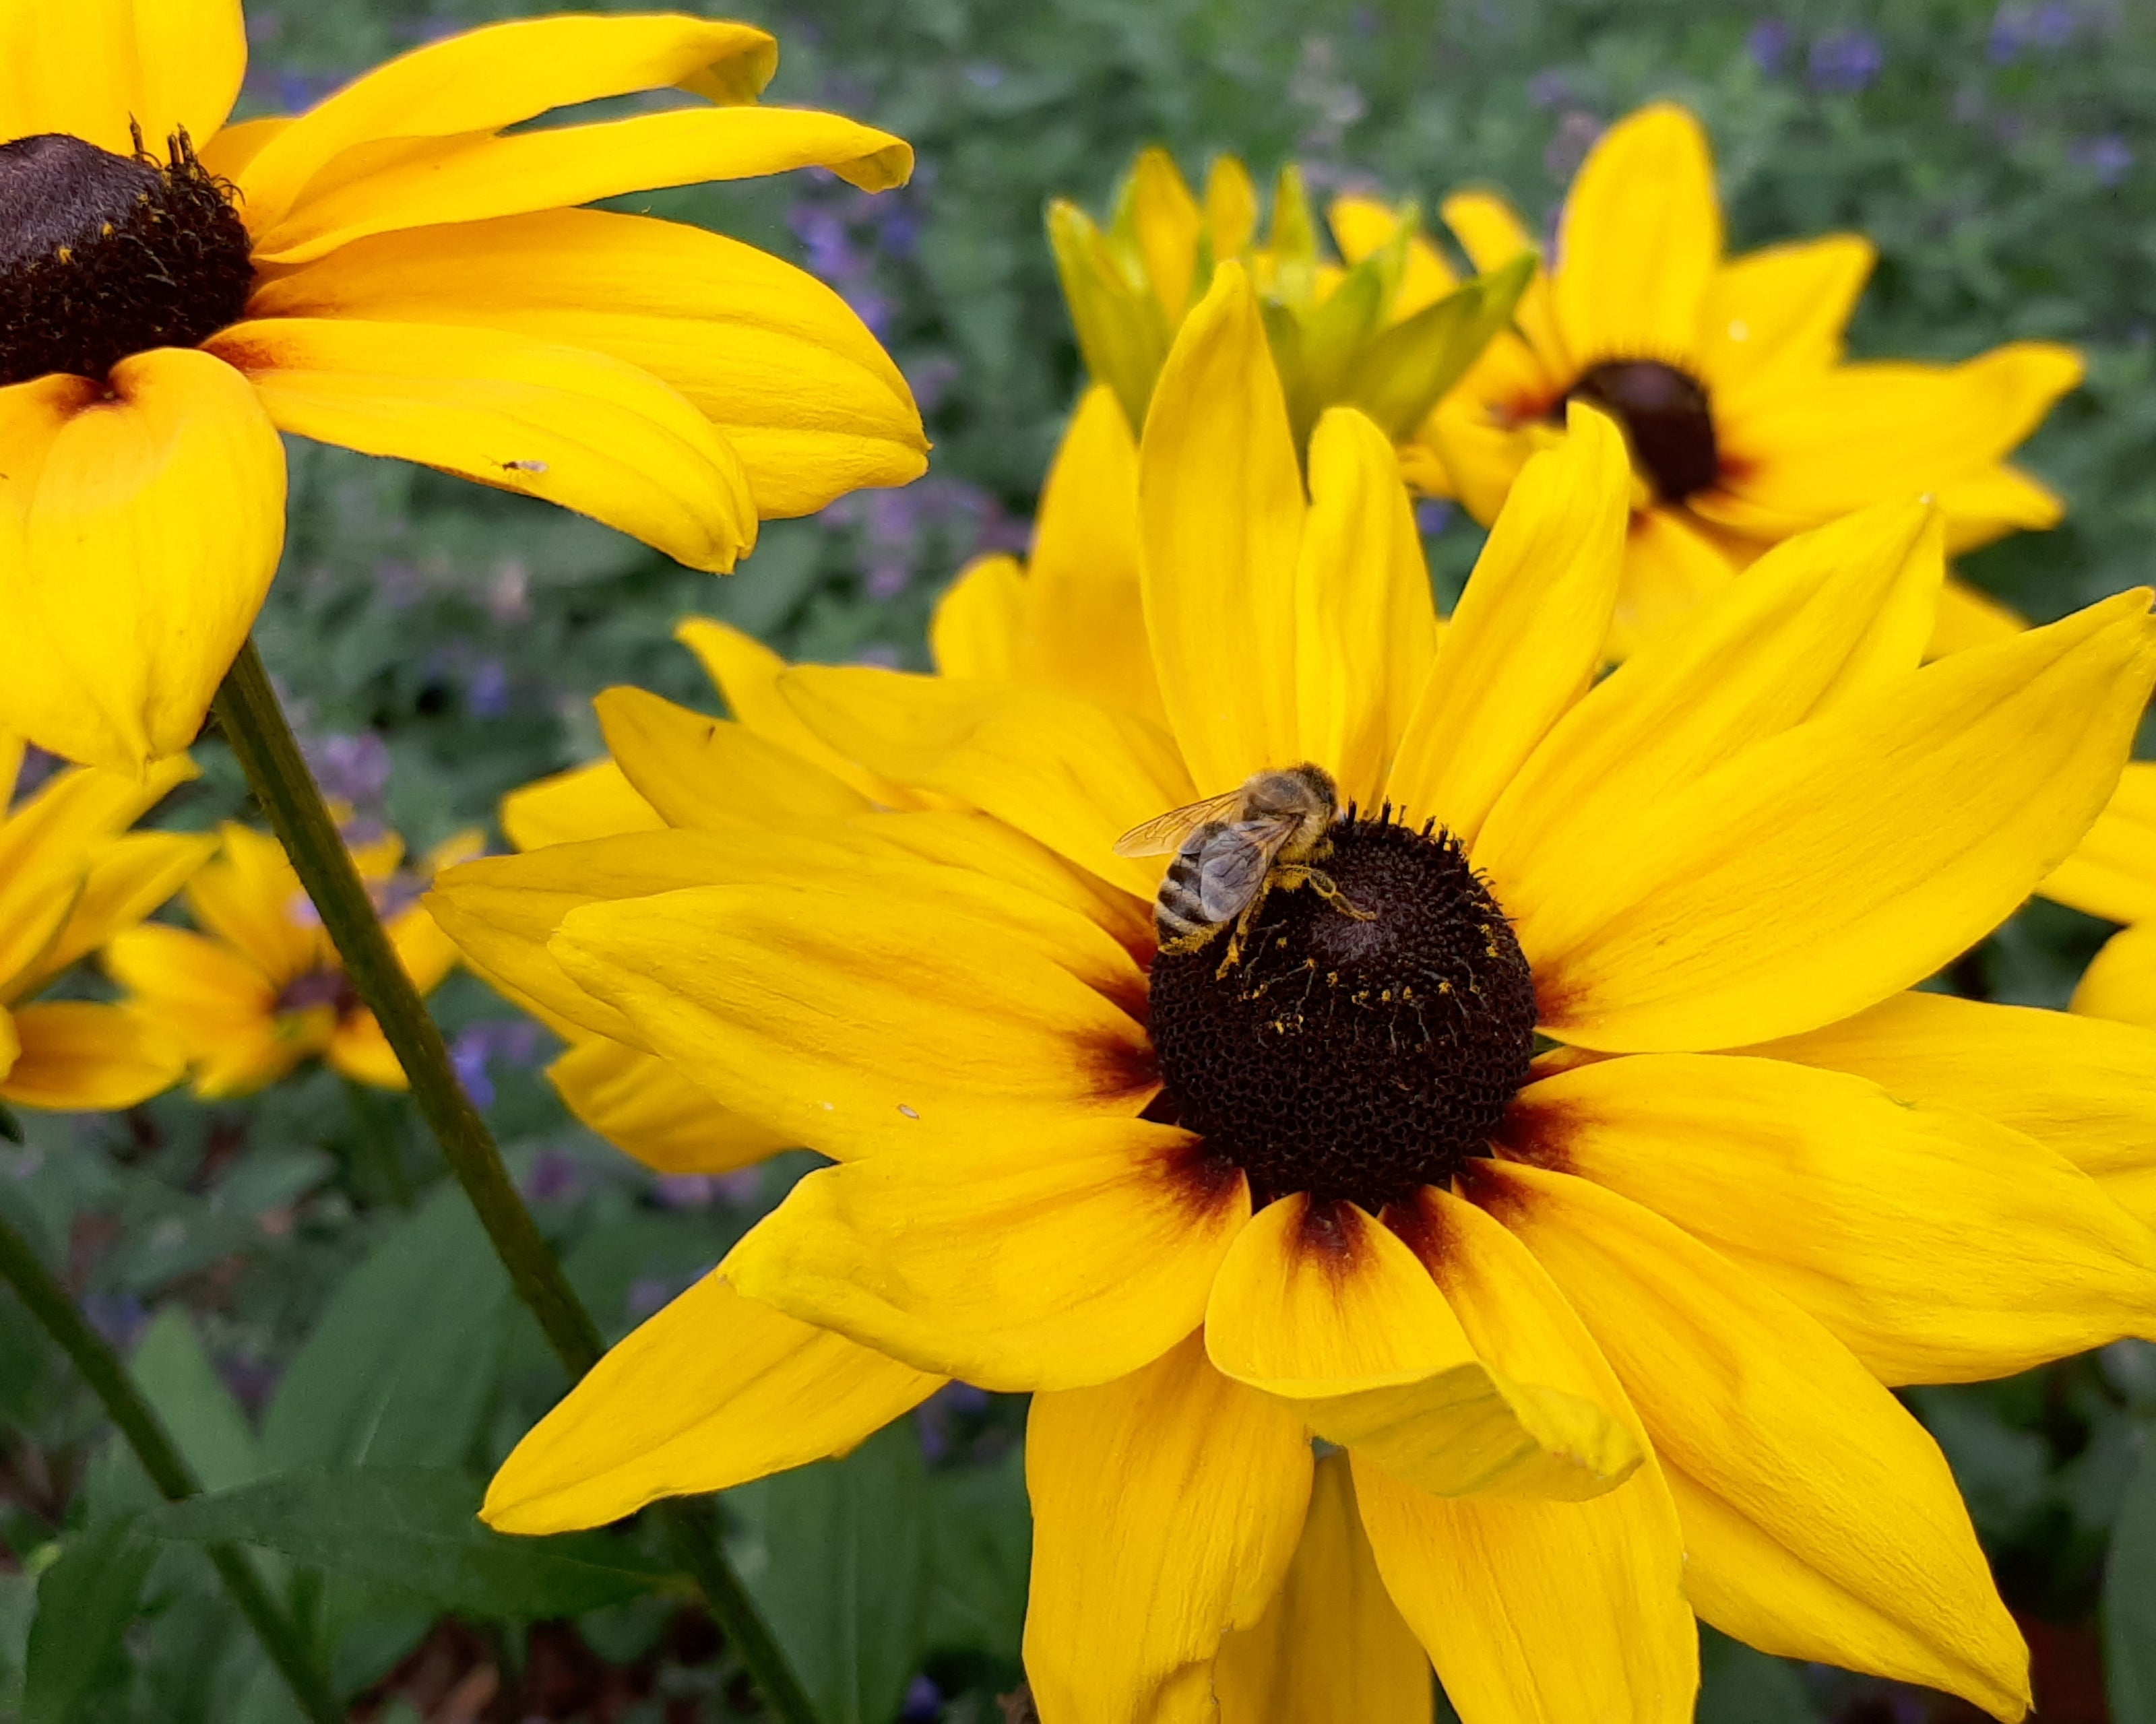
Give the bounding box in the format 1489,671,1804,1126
728,1421,932,1724
131,1307,261,1494
1340,251,1537,443
2107,1433,2156,1723
1046,197,1168,440
148,1467,676,1621
924,1447,1029,1665
1698,1626,1820,1723
24,1514,157,1724
261,1186,509,1473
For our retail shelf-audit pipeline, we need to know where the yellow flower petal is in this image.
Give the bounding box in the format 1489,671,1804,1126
1013,387,1164,726
1293,407,1439,808
0,754,197,994
1327,197,1461,320
1213,1450,1431,1724
594,686,871,827
1930,575,2029,657
1439,191,1565,382
724,1119,1247,1392
1710,344,2084,535
1507,1053,2156,1384
0,0,245,156
1204,156,1259,261
483,1272,941,1536
102,922,301,1099
1387,404,1627,843
186,823,317,986
1479,1161,2031,1721
500,759,663,852
930,554,1025,682
780,666,1193,899
1933,462,2067,552
550,1037,790,1176
1550,104,1721,369
2043,759,2156,924
246,209,924,519
1522,589,2156,1051
1482,501,1940,915
1697,234,1874,407
551,879,1153,1162
251,106,911,267
1140,261,1306,791
0,1002,184,1110
1127,146,1203,324
15,831,216,1001
2077,923,2156,1031
0,352,284,769
1605,505,1742,660
208,319,756,574
234,15,779,228
674,617,925,808
1024,1332,1313,1724
1354,1190,1694,1724
328,1011,406,1091
1205,1194,1637,1500
1747,990,2156,1231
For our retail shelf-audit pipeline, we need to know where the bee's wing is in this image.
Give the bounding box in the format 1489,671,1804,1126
1112,788,1248,858
1194,819,1296,921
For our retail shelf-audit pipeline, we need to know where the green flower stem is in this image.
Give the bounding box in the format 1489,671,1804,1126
0,1206,342,1724
212,638,821,1724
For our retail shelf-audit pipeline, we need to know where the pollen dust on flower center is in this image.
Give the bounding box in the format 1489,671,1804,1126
0,129,254,387
1147,810,1537,1213
1562,358,1720,502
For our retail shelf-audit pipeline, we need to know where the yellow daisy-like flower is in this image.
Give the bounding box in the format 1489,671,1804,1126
1420,101,2083,656
106,821,477,1097
1051,146,1527,453
0,1,924,770
0,738,212,1111
437,263,2156,1724
2042,760,2156,1027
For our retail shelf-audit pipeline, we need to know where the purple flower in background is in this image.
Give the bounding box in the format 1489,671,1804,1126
453,1020,544,1111
1527,69,1572,108
451,1031,497,1109
900,1676,943,1722
2074,135,2133,187
524,1148,585,1205
1546,110,1604,181
1748,18,1794,75
653,1174,720,1209
10,742,58,800
467,660,510,719
1416,499,1455,536
1809,28,1883,93
307,731,392,810
626,1275,673,1321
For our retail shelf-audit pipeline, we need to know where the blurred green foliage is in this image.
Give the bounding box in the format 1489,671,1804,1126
5,1,2155,1720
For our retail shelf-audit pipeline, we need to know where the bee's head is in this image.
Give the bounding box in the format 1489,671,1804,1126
1245,762,1339,828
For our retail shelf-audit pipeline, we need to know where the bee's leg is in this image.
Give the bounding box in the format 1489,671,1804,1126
1158,921,1226,959
1215,882,1273,980
1298,867,1376,922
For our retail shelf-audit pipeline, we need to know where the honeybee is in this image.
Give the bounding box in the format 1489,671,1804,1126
1114,763,1370,972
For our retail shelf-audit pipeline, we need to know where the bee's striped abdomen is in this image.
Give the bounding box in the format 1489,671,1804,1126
1155,831,1220,944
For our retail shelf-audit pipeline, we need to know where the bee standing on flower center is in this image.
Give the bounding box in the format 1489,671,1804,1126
1114,762,1372,973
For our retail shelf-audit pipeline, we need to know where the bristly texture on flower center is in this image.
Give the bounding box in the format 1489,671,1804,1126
0,129,254,388
1562,359,1720,502
1147,810,1537,1213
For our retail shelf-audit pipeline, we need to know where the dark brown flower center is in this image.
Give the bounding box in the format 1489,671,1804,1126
1562,359,1719,502
276,969,358,1019
1147,810,1537,1213
0,129,253,387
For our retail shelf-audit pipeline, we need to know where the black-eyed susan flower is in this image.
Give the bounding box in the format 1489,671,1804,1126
435,262,2156,1724
0,3,924,771
1418,101,2082,657
106,821,476,1097
0,739,212,1110
1050,146,1527,454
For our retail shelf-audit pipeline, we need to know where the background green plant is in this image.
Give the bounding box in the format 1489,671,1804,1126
3,0,2154,1719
